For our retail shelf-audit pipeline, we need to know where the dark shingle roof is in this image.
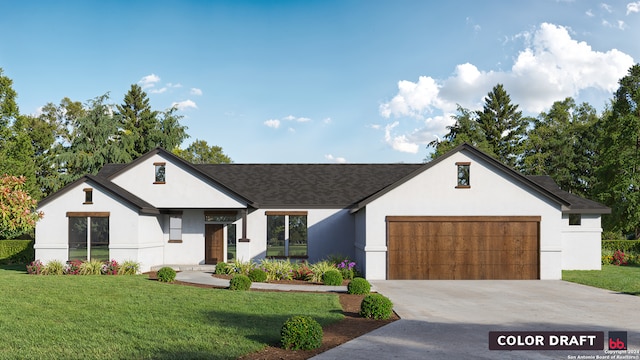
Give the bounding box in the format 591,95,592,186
196,163,422,208
527,175,611,214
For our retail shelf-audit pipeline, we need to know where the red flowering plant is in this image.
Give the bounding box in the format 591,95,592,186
26,260,44,275
101,259,120,275
293,263,313,280
64,259,83,275
612,250,628,266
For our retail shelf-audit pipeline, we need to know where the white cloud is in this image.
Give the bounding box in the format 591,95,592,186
167,83,182,88
586,9,595,17
379,22,634,155
149,87,167,94
323,117,332,124
627,1,640,14
171,100,197,110
264,119,280,129
138,74,160,89
601,3,613,13
325,154,347,163
190,88,203,96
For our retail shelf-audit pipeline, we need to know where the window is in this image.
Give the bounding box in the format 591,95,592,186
67,212,109,261
83,188,93,204
169,213,182,241
456,162,470,188
266,212,308,258
227,224,237,261
569,214,582,226
154,162,166,183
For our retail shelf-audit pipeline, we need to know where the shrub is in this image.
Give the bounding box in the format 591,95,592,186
214,262,229,274
322,269,343,286
79,260,104,275
64,259,83,275
248,268,267,282
602,240,640,253
118,260,140,275
259,259,294,281
157,267,177,282
102,259,119,275
280,315,323,350
292,262,312,280
231,259,255,275
360,293,393,320
0,240,34,264
43,260,65,275
26,259,44,275
347,277,371,294
613,250,628,266
229,274,252,290
308,261,335,283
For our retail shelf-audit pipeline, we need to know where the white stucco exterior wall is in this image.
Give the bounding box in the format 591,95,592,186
110,153,247,208
561,214,602,270
35,180,142,266
360,150,564,280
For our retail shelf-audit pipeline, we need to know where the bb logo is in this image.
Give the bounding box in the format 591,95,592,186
608,331,627,350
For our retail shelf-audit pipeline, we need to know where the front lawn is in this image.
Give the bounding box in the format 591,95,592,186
563,265,640,295
0,265,343,360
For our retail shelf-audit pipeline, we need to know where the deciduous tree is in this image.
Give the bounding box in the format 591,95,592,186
173,139,232,164
0,174,43,239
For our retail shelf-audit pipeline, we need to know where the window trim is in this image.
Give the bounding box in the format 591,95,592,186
67,213,110,262
154,162,166,184
455,162,471,189
83,188,93,204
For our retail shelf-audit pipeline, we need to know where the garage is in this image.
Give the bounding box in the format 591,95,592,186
387,216,540,280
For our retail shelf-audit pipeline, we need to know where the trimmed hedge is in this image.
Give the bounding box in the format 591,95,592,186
602,240,640,253
0,240,34,264
280,315,323,350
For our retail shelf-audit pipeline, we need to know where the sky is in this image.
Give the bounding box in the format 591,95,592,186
1,0,639,164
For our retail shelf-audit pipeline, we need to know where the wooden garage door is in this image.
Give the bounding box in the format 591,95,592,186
387,216,539,280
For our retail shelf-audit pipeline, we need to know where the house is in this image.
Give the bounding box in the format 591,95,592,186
34,143,610,280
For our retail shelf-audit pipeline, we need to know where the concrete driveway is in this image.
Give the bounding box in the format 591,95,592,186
313,281,640,359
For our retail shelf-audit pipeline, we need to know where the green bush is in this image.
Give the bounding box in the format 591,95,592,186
259,258,294,281
602,240,640,253
248,268,267,282
0,240,34,264
214,262,229,274
347,277,371,294
359,293,393,320
322,269,343,286
231,259,255,275
43,260,65,275
79,260,104,275
280,315,323,350
118,260,140,275
308,261,335,283
157,267,177,282
229,274,252,290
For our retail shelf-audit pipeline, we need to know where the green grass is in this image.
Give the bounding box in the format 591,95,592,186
563,264,640,295
0,265,343,360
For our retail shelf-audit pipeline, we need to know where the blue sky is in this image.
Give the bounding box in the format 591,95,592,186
1,1,639,163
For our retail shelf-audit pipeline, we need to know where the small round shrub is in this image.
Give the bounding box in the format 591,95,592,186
248,268,267,282
157,266,176,282
359,293,393,320
347,277,371,295
214,262,228,274
280,315,323,350
322,269,343,286
229,274,252,290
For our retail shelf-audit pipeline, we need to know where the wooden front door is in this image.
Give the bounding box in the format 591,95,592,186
205,224,224,264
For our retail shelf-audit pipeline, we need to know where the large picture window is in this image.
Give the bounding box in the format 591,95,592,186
68,213,109,261
266,212,307,258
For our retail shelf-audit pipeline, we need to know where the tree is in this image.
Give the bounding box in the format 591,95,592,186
57,94,132,184
427,105,492,160
154,107,188,151
475,84,526,167
174,139,232,164
595,64,640,237
0,174,42,239
0,68,19,141
116,84,160,157
520,98,600,197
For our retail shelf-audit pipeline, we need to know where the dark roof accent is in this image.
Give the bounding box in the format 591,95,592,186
351,143,580,213
37,175,159,215
196,163,422,208
96,164,126,178
527,175,611,214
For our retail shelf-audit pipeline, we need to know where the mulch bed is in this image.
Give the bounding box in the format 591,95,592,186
148,272,399,360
